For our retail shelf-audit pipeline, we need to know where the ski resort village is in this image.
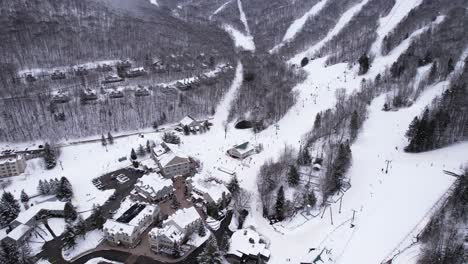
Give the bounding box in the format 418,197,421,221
0,0,467,263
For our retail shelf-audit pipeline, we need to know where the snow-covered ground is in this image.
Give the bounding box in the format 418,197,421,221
270,0,329,53
83,258,122,264
148,0,158,7
62,229,104,261
222,25,255,51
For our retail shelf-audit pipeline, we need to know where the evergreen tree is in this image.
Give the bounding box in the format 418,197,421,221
288,165,300,186
313,112,321,130
218,232,230,252
0,192,21,227
20,190,29,203
130,148,137,160
447,57,454,74
64,202,77,222
43,180,51,194
300,57,309,67
324,143,352,197
405,116,420,140
298,149,312,165
75,216,87,238
350,110,359,140
146,140,152,153
275,186,285,221
56,177,73,201
107,132,114,144
206,203,219,218
49,178,59,194
89,206,105,229
152,121,159,130
197,237,223,264
307,191,317,207
101,134,107,146
198,223,206,237
43,143,57,169
227,176,240,196
62,225,76,250
183,125,190,135
37,180,45,195
0,240,20,264
137,144,146,157
358,54,370,75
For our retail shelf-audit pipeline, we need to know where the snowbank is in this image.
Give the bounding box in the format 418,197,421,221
62,229,104,261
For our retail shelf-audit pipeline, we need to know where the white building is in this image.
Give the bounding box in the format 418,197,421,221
131,173,173,202
2,201,66,245
0,154,27,178
227,142,256,159
191,177,231,207
148,206,202,253
227,228,270,263
152,143,192,178
103,203,159,247
179,115,201,131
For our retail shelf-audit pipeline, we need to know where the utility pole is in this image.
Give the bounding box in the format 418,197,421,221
339,196,343,214
329,206,334,225
385,160,392,174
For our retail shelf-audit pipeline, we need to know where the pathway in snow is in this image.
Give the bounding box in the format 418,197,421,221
370,0,424,56
270,0,330,53
209,0,232,20
212,62,243,127
290,0,371,64
237,0,251,35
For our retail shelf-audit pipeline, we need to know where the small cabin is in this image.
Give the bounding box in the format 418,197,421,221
126,67,146,78
75,66,88,76
25,73,36,83
102,75,124,84
109,89,124,99
81,89,98,101
135,87,150,97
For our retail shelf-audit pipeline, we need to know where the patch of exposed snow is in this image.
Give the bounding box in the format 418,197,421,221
223,25,255,51
62,229,104,261
148,0,159,6
84,258,122,264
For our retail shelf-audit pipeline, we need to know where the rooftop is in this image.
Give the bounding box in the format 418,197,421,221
15,201,65,224
135,173,173,197
228,228,270,259
105,203,158,236
164,207,201,230
180,115,197,126
192,177,230,203
232,142,254,155
149,224,184,244
7,224,32,241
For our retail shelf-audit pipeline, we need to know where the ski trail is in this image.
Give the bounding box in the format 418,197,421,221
212,62,243,128
290,0,371,64
209,0,232,20
370,0,424,56
222,25,256,51
270,0,329,53
237,0,251,35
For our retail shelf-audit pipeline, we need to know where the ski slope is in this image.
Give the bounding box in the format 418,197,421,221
270,0,329,53
209,0,232,20
222,24,255,51
290,0,371,64
370,0,424,56
237,0,251,35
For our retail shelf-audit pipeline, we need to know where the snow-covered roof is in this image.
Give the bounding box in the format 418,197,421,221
158,151,189,167
7,224,32,241
163,207,201,230
134,173,172,198
179,115,197,126
149,224,184,244
192,177,230,203
104,203,158,237
152,143,169,157
15,201,66,225
228,228,270,259
231,142,254,155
